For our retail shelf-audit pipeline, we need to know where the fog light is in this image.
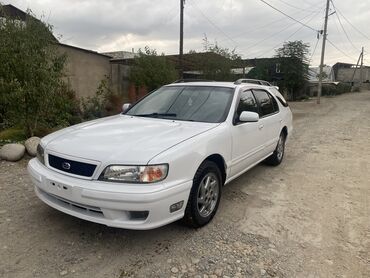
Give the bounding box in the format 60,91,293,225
129,211,149,220
170,201,184,213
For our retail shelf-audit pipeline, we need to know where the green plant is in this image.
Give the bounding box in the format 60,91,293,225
0,6,78,136
0,127,27,141
80,76,115,120
199,39,243,81
275,41,310,100
129,47,178,91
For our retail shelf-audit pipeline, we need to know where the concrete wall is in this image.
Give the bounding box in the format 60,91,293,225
58,44,111,99
337,68,370,83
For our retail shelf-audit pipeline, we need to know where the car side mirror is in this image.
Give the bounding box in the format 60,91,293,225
122,103,131,112
239,111,259,122
274,86,279,90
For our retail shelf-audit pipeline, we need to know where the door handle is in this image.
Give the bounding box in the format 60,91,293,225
259,124,264,129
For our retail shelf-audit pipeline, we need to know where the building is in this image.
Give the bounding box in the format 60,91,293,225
332,62,370,84
58,43,111,99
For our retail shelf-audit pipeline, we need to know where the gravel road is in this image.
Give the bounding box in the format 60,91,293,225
1,91,369,278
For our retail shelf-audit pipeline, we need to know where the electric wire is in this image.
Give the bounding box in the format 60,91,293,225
187,0,238,46
239,8,322,54
274,0,319,13
309,36,320,63
249,6,320,58
334,6,370,41
219,1,326,44
259,0,318,32
326,39,357,62
330,0,359,52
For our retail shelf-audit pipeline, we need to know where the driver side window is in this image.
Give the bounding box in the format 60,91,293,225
235,90,258,123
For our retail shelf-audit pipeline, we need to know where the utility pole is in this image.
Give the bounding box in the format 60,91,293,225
360,46,364,87
350,50,362,89
179,0,185,79
317,0,331,104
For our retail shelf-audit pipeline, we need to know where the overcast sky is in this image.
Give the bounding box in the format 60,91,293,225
4,0,370,66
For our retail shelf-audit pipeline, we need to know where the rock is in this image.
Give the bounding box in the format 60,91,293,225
215,268,223,276
24,137,40,157
191,258,200,264
260,269,266,275
171,267,179,274
0,144,25,161
60,270,68,276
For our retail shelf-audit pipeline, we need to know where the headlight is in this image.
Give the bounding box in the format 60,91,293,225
36,144,45,165
99,164,168,183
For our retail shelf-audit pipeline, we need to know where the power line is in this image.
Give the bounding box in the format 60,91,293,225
220,1,325,44
326,39,357,62
275,0,319,13
252,9,323,58
330,0,359,52
334,6,370,41
309,36,320,63
187,0,238,46
240,8,322,55
259,0,318,32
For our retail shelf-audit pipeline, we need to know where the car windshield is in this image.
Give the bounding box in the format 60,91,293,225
126,86,234,123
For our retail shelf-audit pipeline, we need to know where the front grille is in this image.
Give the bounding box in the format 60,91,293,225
48,154,97,177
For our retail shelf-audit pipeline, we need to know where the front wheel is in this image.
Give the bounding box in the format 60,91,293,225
265,132,286,166
183,161,222,228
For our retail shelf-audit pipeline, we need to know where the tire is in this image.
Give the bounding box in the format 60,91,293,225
183,161,222,228
265,132,286,166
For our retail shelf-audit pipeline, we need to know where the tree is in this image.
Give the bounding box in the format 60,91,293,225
129,46,178,91
200,41,243,81
275,40,310,100
0,6,77,136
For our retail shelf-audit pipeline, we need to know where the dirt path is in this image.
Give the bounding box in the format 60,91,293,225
1,92,369,278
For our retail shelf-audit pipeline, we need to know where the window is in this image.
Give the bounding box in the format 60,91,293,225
253,89,276,117
234,90,258,123
261,81,270,86
270,87,289,107
126,86,234,123
276,63,281,73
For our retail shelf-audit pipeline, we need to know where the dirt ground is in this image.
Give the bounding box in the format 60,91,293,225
0,92,369,278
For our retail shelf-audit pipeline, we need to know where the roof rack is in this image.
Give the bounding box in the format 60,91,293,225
173,79,215,83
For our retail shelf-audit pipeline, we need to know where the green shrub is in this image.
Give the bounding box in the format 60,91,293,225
0,6,79,136
0,127,27,141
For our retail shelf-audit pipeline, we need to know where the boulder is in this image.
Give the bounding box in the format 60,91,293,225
0,143,25,161
24,136,41,156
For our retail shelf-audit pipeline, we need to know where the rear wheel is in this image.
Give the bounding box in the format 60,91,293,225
265,132,286,166
183,161,222,228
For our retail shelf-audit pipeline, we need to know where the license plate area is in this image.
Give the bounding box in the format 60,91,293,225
46,179,72,199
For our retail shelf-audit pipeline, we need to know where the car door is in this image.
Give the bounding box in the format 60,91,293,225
230,89,265,177
252,89,281,156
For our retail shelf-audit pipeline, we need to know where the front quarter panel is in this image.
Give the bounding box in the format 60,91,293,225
148,123,232,186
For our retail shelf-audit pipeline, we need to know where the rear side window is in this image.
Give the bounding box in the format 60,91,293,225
252,89,277,117
270,87,289,107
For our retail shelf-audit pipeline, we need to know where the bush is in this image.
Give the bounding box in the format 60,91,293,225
322,83,352,96
0,7,79,136
0,127,27,142
80,76,123,120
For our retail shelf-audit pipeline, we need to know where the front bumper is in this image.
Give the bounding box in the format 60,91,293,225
28,158,192,230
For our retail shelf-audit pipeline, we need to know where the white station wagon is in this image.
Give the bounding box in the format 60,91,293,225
28,81,292,229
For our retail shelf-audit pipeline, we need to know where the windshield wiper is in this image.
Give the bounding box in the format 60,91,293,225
135,113,177,118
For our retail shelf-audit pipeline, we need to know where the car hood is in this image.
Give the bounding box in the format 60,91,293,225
43,115,219,164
